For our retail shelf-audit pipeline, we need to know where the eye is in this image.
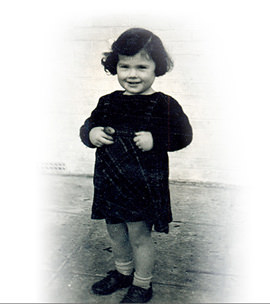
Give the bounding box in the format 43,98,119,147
138,65,147,69
118,64,129,69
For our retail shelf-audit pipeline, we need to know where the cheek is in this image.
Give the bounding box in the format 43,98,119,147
117,70,126,79
116,71,123,80
148,72,156,82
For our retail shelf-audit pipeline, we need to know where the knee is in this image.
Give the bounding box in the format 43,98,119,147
107,223,129,246
127,223,152,249
130,234,151,249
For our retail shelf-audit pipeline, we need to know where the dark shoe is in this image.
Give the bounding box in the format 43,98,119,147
120,284,153,303
92,270,133,295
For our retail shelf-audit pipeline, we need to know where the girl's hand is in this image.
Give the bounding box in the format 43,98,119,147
89,127,114,147
133,131,153,152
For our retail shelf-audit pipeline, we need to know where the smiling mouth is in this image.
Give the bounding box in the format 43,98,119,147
127,81,141,85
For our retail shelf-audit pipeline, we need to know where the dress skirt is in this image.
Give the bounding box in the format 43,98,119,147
91,128,172,233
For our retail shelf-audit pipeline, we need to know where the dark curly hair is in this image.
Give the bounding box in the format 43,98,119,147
101,28,173,77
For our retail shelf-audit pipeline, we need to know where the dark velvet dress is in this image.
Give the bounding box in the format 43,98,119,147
80,91,192,233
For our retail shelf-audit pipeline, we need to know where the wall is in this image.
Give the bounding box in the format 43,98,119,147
42,16,240,185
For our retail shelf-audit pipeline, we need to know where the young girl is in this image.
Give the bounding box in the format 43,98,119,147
80,28,192,303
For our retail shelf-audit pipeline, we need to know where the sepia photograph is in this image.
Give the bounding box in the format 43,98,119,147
1,1,270,303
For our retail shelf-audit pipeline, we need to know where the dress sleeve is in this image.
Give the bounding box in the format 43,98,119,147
79,97,106,148
150,95,193,152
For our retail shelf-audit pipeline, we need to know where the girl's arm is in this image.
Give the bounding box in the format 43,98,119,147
79,97,106,148
80,117,96,148
150,96,193,152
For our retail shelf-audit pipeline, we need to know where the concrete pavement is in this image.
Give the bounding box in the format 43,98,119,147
40,174,244,303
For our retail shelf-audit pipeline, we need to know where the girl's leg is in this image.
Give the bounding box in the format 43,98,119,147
106,222,133,264
126,221,154,280
92,223,134,295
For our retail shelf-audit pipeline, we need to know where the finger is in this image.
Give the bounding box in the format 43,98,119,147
97,139,104,146
104,126,115,135
100,138,114,145
102,133,114,141
133,136,140,142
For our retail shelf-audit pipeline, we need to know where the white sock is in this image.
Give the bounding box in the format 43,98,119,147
115,260,134,276
133,272,152,289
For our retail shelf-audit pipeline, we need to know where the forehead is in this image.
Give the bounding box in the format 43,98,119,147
118,50,154,64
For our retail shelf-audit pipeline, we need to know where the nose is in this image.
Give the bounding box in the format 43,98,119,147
128,68,137,78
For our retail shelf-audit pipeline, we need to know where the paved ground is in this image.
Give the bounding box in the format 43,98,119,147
40,174,245,303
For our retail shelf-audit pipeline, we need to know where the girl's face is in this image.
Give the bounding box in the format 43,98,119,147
116,50,156,95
